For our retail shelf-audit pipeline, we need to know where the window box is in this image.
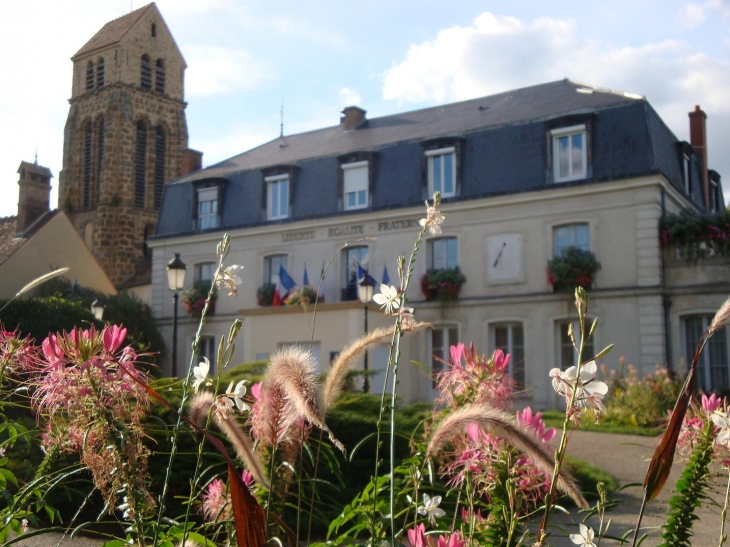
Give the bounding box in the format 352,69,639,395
182,279,217,316
420,266,466,302
257,283,276,307
547,247,600,292
284,285,320,307
660,208,730,262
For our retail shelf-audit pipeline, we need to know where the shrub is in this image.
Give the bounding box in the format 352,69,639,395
547,246,601,290
31,277,166,368
0,296,102,341
602,361,683,427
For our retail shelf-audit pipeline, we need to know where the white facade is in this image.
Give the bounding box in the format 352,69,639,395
149,173,728,408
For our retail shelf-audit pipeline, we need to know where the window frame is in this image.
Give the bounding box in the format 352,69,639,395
682,314,729,392
342,160,369,211
552,222,591,257
430,325,459,393
426,147,456,198
551,124,587,183
266,174,289,220
555,318,595,370
197,187,219,230
342,245,369,301
193,335,216,377
427,236,458,270
195,262,217,284
490,322,526,391
264,254,289,285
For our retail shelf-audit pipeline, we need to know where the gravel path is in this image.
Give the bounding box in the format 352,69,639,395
10,430,726,546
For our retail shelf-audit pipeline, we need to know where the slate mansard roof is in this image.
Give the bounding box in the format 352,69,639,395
155,79,714,238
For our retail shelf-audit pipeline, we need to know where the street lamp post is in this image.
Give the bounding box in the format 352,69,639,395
358,276,375,393
90,299,105,322
166,253,187,377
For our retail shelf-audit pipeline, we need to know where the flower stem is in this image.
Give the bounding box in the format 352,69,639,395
719,467,730,547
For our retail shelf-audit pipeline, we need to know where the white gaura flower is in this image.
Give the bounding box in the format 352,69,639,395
373,284,401,315
570,523,597,547
417,493,445,525
217,265,243,296
225,380,250,411
419,206,445,236
712,411,730,446
550,361,608,412
192,357,211,392
399,306,415,328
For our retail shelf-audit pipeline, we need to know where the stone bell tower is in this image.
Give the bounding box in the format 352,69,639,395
59,3,191,287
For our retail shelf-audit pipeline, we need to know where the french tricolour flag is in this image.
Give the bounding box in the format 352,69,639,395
273,264,297,306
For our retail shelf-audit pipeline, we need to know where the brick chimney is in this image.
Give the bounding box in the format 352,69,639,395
181,148,203,176
341,106,367,129
689,105,710,210
16,160,52,235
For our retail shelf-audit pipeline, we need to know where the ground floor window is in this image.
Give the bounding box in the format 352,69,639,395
195,335,216,376
492,323,525,391
683,314,729,391
557,319,594,369
432,326,458,390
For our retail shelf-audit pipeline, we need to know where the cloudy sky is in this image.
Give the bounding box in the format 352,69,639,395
1,0,728,218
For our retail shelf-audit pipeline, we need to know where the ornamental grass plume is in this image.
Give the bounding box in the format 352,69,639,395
267,346,345,453
426,403,588,509
30,325,154,518
323,322,431,409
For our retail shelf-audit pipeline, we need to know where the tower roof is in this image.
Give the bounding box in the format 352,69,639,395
17,161,52,179
72,3,154,59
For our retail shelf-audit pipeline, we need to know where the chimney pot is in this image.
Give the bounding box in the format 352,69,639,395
341,106,367,129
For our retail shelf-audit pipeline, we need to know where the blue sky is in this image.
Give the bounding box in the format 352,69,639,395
1,0,728,218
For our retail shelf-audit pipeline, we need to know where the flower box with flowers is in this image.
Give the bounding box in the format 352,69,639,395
182,280,217,316
547,247,600,292
256,283,276,306
420,266,466,302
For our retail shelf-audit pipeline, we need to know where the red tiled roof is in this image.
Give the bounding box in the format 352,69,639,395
73,3,153,59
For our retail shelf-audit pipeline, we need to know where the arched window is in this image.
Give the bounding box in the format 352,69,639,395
155,59,165,93
154,126,166,209
83,124,92,208
134,121,147,207
86,61,94,91
96,58,104,88
140,55,152,89
96,118,104,205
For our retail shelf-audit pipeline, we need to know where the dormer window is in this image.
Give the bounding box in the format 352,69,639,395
266,175,289,220
426,147,456,198
552,125,587,182
197,187,219,230
342,161,368,210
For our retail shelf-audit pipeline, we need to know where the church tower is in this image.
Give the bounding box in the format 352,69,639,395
59,3,192,287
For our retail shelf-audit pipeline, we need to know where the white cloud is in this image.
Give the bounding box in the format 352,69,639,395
382,11,730,198
339,87,362,106
185,46,273,97
681,3,708,28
